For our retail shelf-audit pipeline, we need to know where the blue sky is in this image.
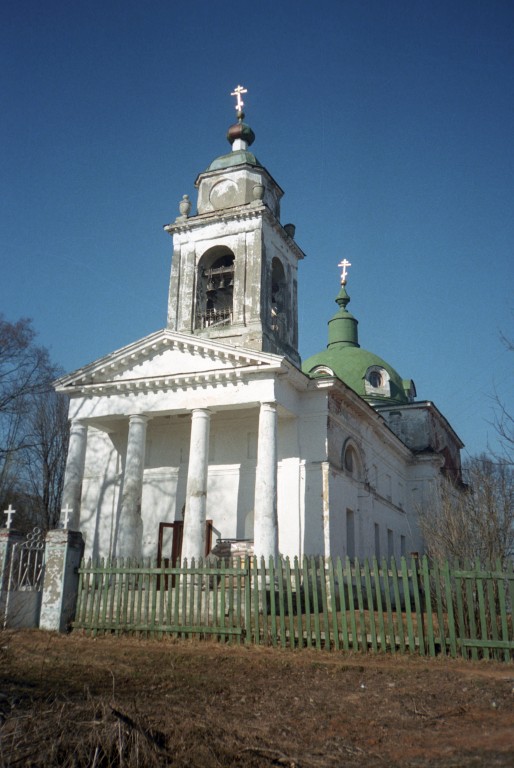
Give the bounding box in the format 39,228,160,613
2,0,513,459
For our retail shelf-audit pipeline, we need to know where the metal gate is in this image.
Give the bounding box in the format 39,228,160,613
3,528,45,628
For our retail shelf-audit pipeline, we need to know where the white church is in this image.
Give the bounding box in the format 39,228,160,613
56,87,463,565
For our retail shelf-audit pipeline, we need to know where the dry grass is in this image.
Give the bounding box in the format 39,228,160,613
0,630,513,767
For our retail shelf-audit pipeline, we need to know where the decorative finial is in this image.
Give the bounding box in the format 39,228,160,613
178,194,191,219
338,258,352,285
231,84,247,119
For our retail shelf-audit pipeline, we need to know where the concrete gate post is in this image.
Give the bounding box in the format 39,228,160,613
0,529,24,621
39,529,84,632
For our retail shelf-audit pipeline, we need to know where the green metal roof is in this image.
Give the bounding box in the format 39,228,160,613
207,149,262,172
303,345,409,404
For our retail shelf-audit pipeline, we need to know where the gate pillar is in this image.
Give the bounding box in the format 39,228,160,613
39,529,84,632
0,529,24,621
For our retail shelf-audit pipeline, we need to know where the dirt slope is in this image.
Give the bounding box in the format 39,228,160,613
0,631,513,767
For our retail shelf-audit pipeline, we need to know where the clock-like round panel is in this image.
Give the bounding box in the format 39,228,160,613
209,179,239,209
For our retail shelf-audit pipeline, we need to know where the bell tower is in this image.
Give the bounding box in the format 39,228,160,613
164,86,304,366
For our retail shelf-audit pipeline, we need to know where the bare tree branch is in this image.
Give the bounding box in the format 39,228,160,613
0,315,69,530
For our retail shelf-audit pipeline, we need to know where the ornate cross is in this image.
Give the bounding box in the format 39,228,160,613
61,505,73,528
3,504,15,529
338,258,352,284
231,84,247,113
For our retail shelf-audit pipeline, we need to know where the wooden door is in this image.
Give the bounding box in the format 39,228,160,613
157,520,213,568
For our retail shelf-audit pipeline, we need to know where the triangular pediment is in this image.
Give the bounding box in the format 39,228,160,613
55,329,287,394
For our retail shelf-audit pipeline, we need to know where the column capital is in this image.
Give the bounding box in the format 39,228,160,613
127,413,151,424
69,419,88,431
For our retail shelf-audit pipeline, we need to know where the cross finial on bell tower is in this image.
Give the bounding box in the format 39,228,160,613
338,258,352,285
231,84,247,118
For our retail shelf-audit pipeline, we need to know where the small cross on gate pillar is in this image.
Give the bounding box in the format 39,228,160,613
60,505,73,529
3,504,15,529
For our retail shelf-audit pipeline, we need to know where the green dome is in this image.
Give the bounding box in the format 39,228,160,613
302,282,413,406
303,346,409,405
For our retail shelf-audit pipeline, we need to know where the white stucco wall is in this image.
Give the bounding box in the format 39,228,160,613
70,354,441,564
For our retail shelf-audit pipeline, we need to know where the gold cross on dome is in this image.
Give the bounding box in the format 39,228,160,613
231,84,247,113
338,258,352,284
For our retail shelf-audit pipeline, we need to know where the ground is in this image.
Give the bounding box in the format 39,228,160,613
0,632,513,767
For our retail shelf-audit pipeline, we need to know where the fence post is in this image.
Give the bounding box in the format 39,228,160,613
39,529,84,632
0,529,24,587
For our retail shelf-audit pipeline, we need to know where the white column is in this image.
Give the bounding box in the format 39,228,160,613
61,420,88,530
117,414,148,560
253,402,279,561
181,409,211,563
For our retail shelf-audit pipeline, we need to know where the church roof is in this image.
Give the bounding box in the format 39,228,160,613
55,328,291,396
303,345,410,405
206,148,262,172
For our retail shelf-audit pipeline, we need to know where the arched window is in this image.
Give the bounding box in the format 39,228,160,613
270,257,286,336
364,366,391,398
196,247,235,329
310,365,335,377
342,440,363,480
368,370,382,388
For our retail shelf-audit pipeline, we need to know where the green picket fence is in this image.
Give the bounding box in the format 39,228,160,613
73,555,514,661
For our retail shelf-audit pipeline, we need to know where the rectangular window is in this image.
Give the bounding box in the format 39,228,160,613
374,523,380,560
387,528,394,560
346,509,355,560
400,535,406,557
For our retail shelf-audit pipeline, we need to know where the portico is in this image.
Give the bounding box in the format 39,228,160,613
56,330,298,562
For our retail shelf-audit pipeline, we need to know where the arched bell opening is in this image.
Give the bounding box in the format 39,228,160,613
196,247,235,329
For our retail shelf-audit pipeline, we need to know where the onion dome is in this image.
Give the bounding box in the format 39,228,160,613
227,117,255,148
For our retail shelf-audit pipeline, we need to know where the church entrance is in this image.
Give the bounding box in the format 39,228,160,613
157,521,213,568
